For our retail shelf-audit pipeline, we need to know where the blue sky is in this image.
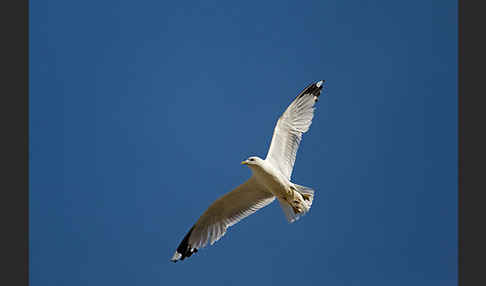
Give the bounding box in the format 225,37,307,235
30,0,457,285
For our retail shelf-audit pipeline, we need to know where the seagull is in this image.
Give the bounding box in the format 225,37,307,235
171,80,325,262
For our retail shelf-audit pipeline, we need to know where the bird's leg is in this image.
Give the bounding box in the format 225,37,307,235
285,186,304,214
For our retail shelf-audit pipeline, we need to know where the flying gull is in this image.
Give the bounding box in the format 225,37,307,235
171,80,325,262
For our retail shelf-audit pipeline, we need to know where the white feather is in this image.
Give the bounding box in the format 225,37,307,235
266,82,322,179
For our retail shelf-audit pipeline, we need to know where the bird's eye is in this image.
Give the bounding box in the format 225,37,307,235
249,158,254,161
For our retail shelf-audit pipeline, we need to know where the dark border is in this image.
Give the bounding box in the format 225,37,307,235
0,0,28,285
458,0,485,285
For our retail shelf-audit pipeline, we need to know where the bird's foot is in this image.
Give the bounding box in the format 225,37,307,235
292,205,303,214
301,194,311,202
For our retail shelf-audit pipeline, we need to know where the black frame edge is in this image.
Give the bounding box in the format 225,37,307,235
0,0,29,285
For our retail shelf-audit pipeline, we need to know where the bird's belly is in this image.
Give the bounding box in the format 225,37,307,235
254,169,289,198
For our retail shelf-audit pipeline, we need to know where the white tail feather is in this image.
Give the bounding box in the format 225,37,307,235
294,184,315,208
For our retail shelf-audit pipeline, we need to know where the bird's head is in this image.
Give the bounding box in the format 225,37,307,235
241,156,264,168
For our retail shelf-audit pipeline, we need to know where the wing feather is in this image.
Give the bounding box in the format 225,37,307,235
265,80,324,179
171,176,275,262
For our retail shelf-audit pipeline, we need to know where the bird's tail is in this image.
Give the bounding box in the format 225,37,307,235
278,184,315,223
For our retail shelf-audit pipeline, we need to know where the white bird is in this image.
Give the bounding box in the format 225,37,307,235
171,80,325,262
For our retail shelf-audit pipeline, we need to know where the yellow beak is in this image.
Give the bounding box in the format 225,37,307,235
241,161,248,165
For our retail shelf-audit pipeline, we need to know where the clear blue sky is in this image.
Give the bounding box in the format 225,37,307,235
30,0,457,285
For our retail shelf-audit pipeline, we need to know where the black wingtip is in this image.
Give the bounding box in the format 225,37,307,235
172,225,198,262
297,80,326,100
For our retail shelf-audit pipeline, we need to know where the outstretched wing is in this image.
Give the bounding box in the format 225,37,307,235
265,80,324,179
171,176,275,262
